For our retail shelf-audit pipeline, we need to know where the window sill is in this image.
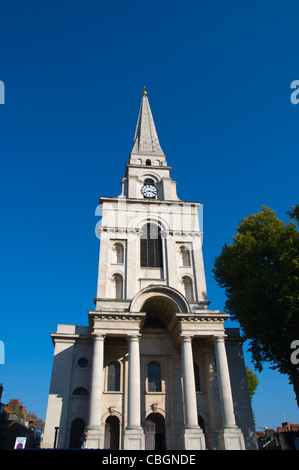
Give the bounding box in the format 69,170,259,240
140,267,163,270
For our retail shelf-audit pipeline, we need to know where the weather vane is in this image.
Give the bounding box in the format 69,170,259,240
142,86,147,96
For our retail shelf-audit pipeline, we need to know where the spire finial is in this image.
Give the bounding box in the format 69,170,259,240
142,86,147,96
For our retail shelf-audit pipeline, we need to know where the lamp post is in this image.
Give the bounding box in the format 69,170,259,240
53,426,59,449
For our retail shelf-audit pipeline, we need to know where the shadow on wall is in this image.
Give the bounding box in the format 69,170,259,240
44,334,92,449
225,329,258,450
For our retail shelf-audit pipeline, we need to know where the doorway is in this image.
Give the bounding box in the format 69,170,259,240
145,413,166,450
104,415,120,449
69,418,85,448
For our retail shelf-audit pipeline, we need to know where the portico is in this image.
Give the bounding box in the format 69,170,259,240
85,285,245,450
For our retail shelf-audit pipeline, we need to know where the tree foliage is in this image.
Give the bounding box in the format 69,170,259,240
213,206,299,406
246,366,259,401
287,203,299,225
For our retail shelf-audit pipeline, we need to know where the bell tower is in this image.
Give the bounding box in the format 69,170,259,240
42,89,254,451
95,88,209,307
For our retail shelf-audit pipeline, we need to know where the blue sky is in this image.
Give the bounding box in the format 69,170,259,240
0,0,298,432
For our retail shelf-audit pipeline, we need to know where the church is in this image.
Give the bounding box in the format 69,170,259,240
42,90,257,450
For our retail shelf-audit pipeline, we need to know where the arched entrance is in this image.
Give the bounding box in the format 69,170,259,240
130,285,190,317
130,285,190,333
69,418,85,448
104,415,120,449
145,413,166,450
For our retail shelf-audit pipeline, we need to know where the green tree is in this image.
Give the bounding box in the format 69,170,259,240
213,206,299,407
246,366,259,401
287,203,299,225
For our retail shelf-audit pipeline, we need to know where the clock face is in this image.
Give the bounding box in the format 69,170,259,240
141,184,157,198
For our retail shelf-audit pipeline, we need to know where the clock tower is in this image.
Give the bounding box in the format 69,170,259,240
42,90,256,451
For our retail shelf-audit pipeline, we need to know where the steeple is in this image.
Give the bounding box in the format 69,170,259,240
131,88,165,157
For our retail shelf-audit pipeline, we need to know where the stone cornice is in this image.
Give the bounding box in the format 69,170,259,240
99,196,202,206
88,308,229,343
50,332,80,346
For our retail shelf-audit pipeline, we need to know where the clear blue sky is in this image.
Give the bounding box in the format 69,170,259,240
0,0,298,432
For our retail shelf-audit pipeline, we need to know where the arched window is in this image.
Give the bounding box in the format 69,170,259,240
148,361,161,392
194,362,200,392
146,159,151,166
72,387,89,396
113,243,124,264
113,274,123,299
144,178,154,185
140,223,163,268
107,361,121,391
180,246,191,267
182,276,194,301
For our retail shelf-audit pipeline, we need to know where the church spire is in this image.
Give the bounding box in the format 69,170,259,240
131,88,165,157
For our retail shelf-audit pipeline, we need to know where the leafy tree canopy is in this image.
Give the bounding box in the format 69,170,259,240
213,206,299,406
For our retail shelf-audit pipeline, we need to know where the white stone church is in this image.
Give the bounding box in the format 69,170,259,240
42,90,257,450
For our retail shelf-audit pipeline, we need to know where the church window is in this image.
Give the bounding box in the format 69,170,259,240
146,159,151,166
182,276,194,301
113,243,124,264
113,274,123,299
148,361,162,392
72,387,89,396
180,245,191,267
77,357,89,369
144,178,154,185
107,361,121,391
140,223,163,268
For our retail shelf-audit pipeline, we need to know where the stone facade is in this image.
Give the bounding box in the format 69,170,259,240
42,91,257,450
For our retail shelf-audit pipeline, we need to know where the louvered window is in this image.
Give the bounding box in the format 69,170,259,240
140,223,163,268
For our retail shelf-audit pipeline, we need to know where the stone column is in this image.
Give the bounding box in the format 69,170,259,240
204,350,221,450
86,334,105,448
214,335,245,449
123,335,145,450
181,336,206,450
